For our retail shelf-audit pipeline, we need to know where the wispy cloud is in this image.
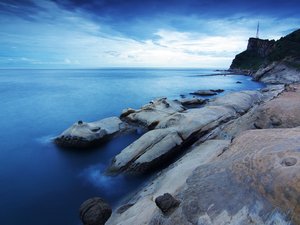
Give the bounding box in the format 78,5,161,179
0,0,299,68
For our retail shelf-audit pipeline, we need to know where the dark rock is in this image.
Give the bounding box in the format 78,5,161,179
236,81,242,84
78,120,83,125
155,193,180,215
120,108,136,118
180,94,186,98
80,197,112,225
178,98,206,106
281,157,297,167
117,204,134,214
210,89,224,93
190,90,218,96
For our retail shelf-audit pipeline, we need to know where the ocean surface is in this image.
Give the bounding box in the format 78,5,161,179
0,68,264,225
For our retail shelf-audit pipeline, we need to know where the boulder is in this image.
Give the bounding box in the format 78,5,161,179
80,197,112,225
121,98,185,128
155,193,180,215
55,117,126,148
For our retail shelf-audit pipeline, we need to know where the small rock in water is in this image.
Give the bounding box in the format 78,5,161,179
80,197,112,225
78,120,83,125
155,193,180,215
190,90,218,96
210,89,224,93
236,81,242,84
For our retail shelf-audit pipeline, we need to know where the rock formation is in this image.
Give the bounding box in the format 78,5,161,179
230,28,300,83
55,117,128,148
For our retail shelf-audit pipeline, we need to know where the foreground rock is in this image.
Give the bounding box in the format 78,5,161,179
150,128,300,225
108,127,300,225
55,117,127,148
106,140,230,225
109,91,261,174
80,197,112,225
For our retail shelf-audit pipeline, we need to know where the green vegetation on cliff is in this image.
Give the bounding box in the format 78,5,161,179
230,29,300,71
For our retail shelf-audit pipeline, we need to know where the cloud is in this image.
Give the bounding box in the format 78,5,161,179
0,0,299,68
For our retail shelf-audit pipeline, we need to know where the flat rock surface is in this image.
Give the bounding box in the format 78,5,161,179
149,127,300,225
106,140,230,225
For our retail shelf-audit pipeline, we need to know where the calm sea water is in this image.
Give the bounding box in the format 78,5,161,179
0,68,264,225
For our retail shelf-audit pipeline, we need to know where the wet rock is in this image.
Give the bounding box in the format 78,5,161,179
80,197,112,225
236,81,242,84
155,193,180,215
55,117,127,148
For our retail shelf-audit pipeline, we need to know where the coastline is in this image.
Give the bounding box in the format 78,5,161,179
55,69,300,224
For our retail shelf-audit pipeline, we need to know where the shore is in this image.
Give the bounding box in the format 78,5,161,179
55,75,300,224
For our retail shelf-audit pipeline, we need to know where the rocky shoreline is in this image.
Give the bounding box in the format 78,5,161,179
55,79,300,224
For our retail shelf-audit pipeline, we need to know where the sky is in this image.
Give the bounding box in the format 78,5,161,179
0,0,299,69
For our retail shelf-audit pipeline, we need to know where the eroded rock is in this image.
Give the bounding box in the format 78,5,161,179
109,91,261,174
55,117,127,148
122,98,185,128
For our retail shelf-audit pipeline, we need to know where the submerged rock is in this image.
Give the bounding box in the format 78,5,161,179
190,90,218,96
55,117,127,148
80,197,112,225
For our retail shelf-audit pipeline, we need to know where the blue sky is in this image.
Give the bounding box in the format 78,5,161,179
0,0,299,68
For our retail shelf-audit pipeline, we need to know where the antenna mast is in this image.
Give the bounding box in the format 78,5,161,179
256,21,260,38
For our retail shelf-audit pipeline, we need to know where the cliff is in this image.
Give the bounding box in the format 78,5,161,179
230,29,300,83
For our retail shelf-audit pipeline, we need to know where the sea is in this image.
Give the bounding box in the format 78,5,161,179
0,68,264,225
